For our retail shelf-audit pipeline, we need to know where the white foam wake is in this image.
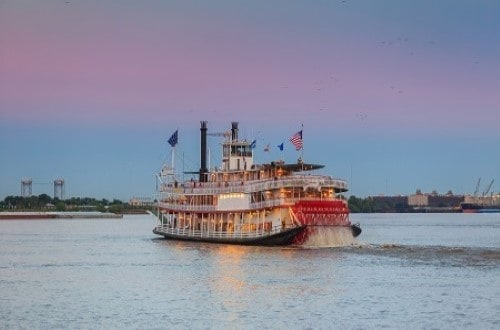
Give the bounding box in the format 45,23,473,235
301,226,356,248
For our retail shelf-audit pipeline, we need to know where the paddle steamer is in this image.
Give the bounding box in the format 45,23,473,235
153,121,361,246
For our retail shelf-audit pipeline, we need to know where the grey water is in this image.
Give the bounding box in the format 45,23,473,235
1,213,498,329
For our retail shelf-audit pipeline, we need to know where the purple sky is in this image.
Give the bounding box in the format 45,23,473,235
1,0,499,200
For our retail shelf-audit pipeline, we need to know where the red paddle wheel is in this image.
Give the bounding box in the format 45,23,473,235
291,200,351,245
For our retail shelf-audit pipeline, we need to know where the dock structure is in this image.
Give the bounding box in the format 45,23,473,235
0,212,123,220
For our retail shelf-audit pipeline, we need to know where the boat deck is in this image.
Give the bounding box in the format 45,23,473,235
153,224,305,246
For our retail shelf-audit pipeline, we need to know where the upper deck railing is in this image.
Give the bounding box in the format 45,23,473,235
157,197,296,212
160,175,347,196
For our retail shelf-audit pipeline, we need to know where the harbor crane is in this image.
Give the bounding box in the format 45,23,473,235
483,179,495,197
473,178,481,197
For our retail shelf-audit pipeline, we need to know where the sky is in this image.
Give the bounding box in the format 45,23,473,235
1,0,499,201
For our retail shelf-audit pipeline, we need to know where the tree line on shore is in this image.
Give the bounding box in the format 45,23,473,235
347,195,414,213
0,194,149,214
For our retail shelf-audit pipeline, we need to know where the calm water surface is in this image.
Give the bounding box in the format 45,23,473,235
1,213,499,329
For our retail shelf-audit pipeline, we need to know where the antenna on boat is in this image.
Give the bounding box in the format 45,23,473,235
171,147,175,175
301,123,304,171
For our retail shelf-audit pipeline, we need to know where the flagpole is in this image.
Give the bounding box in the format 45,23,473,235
171,146,175,174
301,123,304,171
172,129,176,176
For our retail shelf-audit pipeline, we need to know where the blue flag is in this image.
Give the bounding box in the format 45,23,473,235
168,130,178,147
250,140,256,149
277,143,284,151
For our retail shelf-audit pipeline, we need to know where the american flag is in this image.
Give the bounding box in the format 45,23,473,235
289,130,303,151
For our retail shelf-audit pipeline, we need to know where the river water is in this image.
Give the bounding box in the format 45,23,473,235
1,213,498,329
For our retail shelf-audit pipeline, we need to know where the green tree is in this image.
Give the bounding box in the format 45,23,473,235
96,204,106,213
55,201,66,211
38,194,52,206
108,203,123,214
348,195,374,213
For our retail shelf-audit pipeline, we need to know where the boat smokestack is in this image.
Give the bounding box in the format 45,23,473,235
231,121,239,141
200,121,208,182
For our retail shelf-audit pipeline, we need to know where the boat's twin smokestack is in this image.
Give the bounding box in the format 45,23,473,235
199,121,238,182
231,121,238,141
199,121,208,182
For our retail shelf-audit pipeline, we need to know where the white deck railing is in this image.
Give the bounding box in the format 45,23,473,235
160,175,347,196
153,223,295,239
157,198,295,212
157,202,217,212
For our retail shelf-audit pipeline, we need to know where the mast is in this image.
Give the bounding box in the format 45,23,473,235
171,147,175,175
301,123,304,171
